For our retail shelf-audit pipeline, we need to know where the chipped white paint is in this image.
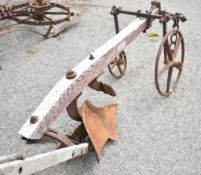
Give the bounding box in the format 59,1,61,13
0,143,89,175
19,8,159,139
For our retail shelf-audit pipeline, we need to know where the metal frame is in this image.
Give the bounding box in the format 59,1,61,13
0,0,83,37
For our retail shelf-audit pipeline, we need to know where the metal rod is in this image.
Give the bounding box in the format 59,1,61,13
163,22,167,37
163,22,168,64
118,9,162,19
114,14,120,34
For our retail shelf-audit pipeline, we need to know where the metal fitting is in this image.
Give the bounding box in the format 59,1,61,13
66,70,77,79
30,116,39,124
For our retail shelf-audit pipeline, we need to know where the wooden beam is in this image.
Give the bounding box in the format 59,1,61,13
19,7,159,139
0,143,88,175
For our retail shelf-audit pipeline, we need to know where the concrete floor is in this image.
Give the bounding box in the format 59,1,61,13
0,0,201,174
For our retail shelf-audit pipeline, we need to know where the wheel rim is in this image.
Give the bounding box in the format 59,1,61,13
108,51,127,79
155,29,185,97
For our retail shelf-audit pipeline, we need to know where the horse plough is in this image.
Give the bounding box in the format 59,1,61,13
0,1,186,174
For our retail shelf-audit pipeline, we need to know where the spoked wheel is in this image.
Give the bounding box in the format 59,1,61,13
155,29,185,97
108,51,127,79
9,0,73,26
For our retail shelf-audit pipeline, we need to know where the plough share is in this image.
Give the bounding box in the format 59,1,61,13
0,1,187,175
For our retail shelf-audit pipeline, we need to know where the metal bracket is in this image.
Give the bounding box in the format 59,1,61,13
88,78,116,96
45,128,74,147
66,77,116,122
66,93,82,122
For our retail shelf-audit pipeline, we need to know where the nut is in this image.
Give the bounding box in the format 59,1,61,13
89,54,95,60
30,116,38,124
66,70,76,79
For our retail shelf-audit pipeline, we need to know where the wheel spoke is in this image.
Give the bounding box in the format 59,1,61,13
12,10,30,17
173,58,183,71
109,62,117,69
118,57,124,65
117,64,124,75
172,37,182,59
172,72,181,91
44,12,69,15
158,61,174,77
165,40,173,61
25,14,35,21
166,67,173,93
164,46,168,64
43,15,52,21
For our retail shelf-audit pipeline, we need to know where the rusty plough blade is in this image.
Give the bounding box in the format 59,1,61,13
0,1,187,175
80,100,117,161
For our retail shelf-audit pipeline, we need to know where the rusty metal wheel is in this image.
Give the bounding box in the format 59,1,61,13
9,1,73,26
108,51,127,79
155,29,185,97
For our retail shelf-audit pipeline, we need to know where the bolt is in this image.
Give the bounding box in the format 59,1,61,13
110,6,120,15
66,70,76,79
89,54,95,60
30,116,38,124
18,167,23,174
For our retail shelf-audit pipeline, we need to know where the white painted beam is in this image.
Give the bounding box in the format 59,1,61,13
0,143,89,175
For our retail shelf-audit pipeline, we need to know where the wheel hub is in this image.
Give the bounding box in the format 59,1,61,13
28,0,51,10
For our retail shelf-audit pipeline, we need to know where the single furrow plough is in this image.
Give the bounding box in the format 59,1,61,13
0,1,186,175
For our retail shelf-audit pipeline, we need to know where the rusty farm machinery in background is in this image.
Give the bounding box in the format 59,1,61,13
0,1,187,175
0,0,84,37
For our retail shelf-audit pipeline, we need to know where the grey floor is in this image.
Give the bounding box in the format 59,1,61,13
0,0,201,174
